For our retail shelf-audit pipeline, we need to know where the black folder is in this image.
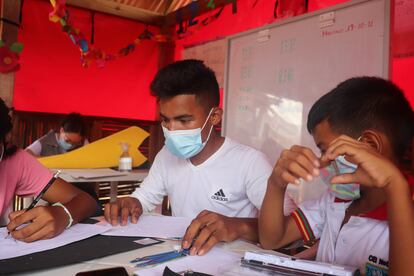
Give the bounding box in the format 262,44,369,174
0,235,163,275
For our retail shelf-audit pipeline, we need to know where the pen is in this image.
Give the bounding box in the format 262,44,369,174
5,170,61,239
26,170,61,210
157,236,182,241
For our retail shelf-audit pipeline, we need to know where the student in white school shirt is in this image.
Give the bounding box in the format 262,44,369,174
259,77,414,275
105,59,273,256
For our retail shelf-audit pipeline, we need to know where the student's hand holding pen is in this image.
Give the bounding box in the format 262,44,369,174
6,172,97,243
104,197,143,226
6,172,73,242
7,205,69,242
181,210,240,256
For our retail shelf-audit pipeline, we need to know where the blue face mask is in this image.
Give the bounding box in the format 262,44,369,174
320,155,360,200
58,137,73,151
162,109,214,159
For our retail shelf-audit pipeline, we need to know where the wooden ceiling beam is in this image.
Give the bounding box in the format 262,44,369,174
67,0,164,25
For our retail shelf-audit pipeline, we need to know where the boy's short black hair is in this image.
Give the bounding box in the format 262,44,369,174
0,98,17,157
60,112,86,136
150,59,220,113
307,76,414,160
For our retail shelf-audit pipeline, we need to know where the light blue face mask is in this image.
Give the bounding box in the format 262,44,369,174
58,137,73,151
320,155,360,200
162,109,214,159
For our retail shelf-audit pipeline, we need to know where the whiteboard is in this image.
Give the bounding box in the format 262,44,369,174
223,0,390,166
183,39,227,88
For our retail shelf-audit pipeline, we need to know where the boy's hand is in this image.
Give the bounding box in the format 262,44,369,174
7,206,68,242
321,135,404,189
182,210,239,256
104,197,143,226
269,145,320,188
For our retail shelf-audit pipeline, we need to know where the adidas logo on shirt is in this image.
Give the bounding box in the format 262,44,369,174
211,189,229,202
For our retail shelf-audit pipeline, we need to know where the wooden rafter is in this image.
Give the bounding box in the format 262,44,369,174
65,1,217,25
67,0,164,25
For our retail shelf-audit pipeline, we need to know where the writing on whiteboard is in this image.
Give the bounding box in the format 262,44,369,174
278,68,295,85
322,19,375,37
280,39,296,54
240,66,253,80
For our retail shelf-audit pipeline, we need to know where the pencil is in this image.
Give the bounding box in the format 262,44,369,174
26,170,61,210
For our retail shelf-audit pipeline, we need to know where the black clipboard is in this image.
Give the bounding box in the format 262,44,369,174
0,235,163,275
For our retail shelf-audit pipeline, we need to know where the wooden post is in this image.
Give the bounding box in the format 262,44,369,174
0,0,21,106
155,22,175,216
148,24,176,165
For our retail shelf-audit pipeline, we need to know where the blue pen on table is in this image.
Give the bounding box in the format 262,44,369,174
5,170,61,239
130,248,190,267
158,236,182,241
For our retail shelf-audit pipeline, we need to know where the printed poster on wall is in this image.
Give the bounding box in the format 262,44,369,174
183,39,226,88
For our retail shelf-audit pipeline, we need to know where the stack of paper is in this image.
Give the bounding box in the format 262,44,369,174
0,224,109,260
101,215,192,239
60,168,128,179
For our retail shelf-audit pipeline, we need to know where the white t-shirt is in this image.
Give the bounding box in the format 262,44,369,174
292,192,389,274
132,138,272,218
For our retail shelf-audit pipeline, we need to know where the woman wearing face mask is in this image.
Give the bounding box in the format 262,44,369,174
0,99,96,240
26,112,89,157
25,113,101,215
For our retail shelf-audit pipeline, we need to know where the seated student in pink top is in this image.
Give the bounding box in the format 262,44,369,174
0,99,96,242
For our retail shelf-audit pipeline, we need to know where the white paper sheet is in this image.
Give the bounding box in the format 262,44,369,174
135,247,242,276
101,215,192,239
59,168,128,179
0,223,109,260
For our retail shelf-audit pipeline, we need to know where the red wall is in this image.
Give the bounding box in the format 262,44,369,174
13,0,159,120
10,0,414,120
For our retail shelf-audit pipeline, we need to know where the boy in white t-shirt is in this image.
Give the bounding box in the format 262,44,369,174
105,60,273,256
259,77,414,275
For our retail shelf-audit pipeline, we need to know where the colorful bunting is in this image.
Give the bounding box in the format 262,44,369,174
177,6,225,38
188,1,199,26
47,0,238,67
48,0,169,68
207,0,216,9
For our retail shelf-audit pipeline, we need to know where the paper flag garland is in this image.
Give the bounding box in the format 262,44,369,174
48,0,169,68
38,126,149,169
48,0,233,65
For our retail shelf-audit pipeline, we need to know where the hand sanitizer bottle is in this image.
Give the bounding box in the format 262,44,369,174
119,142,132,171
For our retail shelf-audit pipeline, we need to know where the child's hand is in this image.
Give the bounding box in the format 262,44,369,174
104,197,143,226
7,205,69,242
269,145,320,188
321,135,405,189
182,210,239,256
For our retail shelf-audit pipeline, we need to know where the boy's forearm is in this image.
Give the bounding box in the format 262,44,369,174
384,174,414,275
228,217,259,242
259,181,288,248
